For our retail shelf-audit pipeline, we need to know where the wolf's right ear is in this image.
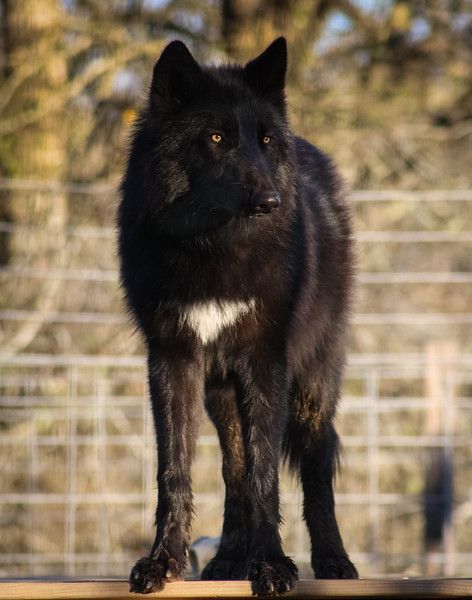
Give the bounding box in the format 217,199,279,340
150,41,201,112
244,37,287,111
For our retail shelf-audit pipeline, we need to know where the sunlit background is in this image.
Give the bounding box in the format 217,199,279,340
0,0,471,579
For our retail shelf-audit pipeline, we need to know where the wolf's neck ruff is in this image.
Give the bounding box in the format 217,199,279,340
178,298,257,344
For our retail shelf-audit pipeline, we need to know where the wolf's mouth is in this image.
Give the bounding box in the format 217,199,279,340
247,212,273,218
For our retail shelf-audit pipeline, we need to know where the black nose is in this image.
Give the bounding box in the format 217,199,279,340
251,191,281,215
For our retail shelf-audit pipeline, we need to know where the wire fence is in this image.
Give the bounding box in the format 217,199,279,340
0,183,471,578
1,352,471,577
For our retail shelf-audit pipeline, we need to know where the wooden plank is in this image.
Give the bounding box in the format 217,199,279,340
0,579,471,600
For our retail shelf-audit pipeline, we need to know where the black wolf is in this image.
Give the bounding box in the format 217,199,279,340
118,37,358,595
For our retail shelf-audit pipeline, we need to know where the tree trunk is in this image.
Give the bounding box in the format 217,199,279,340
0,0,67,354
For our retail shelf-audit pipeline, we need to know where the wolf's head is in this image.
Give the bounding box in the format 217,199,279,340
124,38,296,239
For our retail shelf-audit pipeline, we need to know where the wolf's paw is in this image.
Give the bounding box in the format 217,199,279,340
313,556,358,579
248,556,298,596
129,555,183,594
201,557,248,580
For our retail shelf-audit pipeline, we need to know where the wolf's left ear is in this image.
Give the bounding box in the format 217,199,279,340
150,40,202,112
244,37,287,110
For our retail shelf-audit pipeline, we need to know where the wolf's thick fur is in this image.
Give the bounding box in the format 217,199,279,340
118,37,357,595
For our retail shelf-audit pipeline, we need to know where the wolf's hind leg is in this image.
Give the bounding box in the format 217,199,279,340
298,423,358,579
287,395,358,580
201,379,248,580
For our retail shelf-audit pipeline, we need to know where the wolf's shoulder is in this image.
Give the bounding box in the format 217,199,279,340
294,136,342,196
293,136,351,242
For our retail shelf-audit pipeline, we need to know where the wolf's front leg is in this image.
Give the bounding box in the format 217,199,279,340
130,348,204,594
238,359,298,596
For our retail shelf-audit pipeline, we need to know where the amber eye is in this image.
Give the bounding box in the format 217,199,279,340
262,135,272,145
211,133,222,143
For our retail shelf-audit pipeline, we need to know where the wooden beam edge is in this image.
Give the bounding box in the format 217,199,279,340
0,579,471,600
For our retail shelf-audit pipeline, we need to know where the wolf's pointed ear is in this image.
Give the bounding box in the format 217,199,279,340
150,40,201,112
244,37,287,110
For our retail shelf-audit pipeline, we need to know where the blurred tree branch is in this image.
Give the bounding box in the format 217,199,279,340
0,40,164,135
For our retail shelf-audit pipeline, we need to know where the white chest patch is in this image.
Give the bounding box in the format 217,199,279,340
179,299,256,345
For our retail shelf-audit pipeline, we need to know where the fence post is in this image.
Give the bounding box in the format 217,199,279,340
423,341,456,575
